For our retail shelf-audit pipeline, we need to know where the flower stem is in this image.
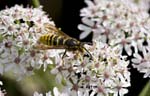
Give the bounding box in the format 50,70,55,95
139,81,150,96
32,0,40,8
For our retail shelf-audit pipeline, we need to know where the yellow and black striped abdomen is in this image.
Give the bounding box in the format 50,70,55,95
39,34,65,46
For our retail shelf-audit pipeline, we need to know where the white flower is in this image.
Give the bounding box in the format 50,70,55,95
78,17,94,39
132,47,150,78
0,5,63,79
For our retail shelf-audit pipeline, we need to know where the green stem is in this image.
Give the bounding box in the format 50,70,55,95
139,81,150,96
32,0,40,8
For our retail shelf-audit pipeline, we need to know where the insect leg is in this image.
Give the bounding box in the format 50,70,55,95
62,50,67,59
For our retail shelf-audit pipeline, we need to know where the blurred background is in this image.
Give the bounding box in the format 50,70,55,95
0,0,149,96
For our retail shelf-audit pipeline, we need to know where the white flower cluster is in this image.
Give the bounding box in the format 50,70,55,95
51,39,130,96
78,0,150,78
0,5,63,80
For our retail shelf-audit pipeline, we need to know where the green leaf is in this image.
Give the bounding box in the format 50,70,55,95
139,81,150,96
32,0,40,8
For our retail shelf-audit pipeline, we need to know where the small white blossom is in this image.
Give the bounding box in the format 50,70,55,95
132,47,150,78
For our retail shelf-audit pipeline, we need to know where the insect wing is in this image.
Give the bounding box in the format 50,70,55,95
34,43,66,50
44,23,72,38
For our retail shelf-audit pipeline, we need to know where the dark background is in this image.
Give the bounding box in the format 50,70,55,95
0,0,149,96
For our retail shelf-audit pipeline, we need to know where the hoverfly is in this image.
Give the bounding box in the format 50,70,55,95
36,23,92,59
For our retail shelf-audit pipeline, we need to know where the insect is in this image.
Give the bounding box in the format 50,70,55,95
36,23,92,59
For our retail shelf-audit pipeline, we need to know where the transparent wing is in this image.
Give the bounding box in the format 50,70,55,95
44,23,72,38
34,43,66,50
